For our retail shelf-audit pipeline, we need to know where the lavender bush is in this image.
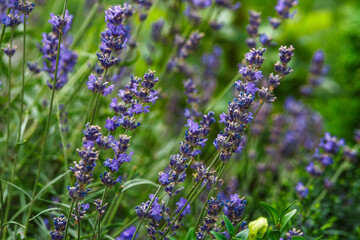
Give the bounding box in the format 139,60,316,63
0,0,359,240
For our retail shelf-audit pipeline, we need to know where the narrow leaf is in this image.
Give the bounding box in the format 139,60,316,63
35,170,71,200
122,179,160,192
279,200,297,223
260,202,279,224
280,209,297,232
185,227,196,240
223,215,235,236
2,221,26,229
210,231,227,240
235,228,249,239
0,179,31,199
29,207,67,221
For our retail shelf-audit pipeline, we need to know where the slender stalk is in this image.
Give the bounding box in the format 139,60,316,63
2,26,15,240
76,200,81,240
91,186,108,240
71,0,104,48
18,13,26,145
194,163,226,231
98,215,101,240
63,200,75,240
24,17,66,238
57,103,70,188
91,68,109,125
131,186,162,240
104,165,137,225
160,182,201,239
0,181,4,231
308,159,351,214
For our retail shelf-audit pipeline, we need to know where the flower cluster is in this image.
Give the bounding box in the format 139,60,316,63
275,0,298,19
2,1,23,28
281,228,303,240
94,199,108,216
295,181,309,198
159,115,214,196
116,225,138,240
87,73,114,96
193,165,224,190
50,214,67,240
306,133,345,176
67,124,101,201
105,70,159,132
223,194,247,224
96,4,132,70
264,97,323,167
183,79,201,119
162,198,192,237
268,0,297,31
214,48,267,162
300,50,329,96
167,31,204,76
259,45,295,103
196,196,224,239
72,203,90,224
246,11,261,48
135,194,169,239
36,10,78,90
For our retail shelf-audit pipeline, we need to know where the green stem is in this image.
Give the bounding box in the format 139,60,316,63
131,186,162,240
105,166,137,225
98,215,101,240
2,26,15,240
76,200,81,240
91,68,109,125
18,13,26,145
308,159,351,214
160,182,201,239
56,102,70,188
205,73,240,112
0,181,4,231
24,22,65,238
91,186,108,240
71,0,104,48
63,200,75,240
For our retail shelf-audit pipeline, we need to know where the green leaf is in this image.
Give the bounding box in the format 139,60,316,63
292,237,305,240
223,215,235,236
235,228,249,239
0,179,31,199
260,202,279,224
2,221,26,229
280,209,297,233
314,236,324,240
122,179,160,192
35,170,72,200
279,201,297,223
185,227,196,240
268,230,280,240
234,217,247,234
29,207,67,221
210,231,227,240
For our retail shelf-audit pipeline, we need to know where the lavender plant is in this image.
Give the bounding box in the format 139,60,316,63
1,1,359,240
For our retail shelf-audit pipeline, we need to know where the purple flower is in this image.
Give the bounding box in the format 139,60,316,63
192,0,212,9
275,0,298,19
116,225,138,240
295,181,309,198
223,194,246,224
319,132,345,154
175,198,191,217
49,9,73,34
